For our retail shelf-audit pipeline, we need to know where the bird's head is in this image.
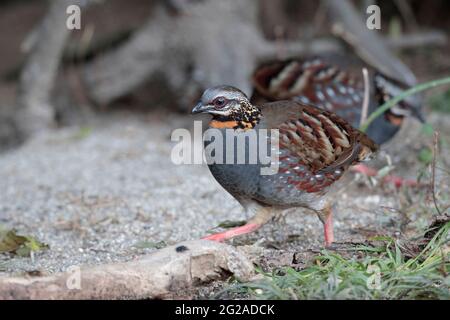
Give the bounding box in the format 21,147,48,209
374,73,425,126
192,85,261,129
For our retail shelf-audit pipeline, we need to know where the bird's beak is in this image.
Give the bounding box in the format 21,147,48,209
192,102,208,114
411,107,426,123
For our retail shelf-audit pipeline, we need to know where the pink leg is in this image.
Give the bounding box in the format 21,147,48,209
383,175,418,188
317,206,334,246
202,223,262,242
352,164,418,188
323,211,334,247
351,164,378,176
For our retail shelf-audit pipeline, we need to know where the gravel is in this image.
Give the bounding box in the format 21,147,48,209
0,110,446,277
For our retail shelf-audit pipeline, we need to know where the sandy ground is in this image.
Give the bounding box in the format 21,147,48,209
0,110,448,282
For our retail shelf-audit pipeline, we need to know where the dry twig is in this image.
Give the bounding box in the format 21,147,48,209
359,67,370,127
431,132,442,215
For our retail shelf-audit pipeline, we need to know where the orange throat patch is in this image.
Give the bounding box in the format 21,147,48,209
385,113,404,126
209,120,254,130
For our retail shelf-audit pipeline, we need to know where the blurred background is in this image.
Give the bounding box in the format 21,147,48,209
0,0,449,295
0,0,449,150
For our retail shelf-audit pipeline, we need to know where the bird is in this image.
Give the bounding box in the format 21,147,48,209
192,85,378,246
250,56,424,146
250,56,425,188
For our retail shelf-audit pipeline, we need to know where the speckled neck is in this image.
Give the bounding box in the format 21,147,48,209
211,101,261,130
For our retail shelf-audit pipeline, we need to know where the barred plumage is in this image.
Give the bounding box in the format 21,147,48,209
192,85,378,245
251,56,424,145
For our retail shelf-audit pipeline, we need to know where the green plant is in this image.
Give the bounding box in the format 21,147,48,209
218,222,449,300
360,76,450,132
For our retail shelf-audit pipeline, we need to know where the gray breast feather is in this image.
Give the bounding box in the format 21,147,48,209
204,127,324,208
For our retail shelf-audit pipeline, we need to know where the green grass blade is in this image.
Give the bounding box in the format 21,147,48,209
360,76,450,132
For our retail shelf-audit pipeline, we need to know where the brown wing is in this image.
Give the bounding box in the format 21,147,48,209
260,100,378,174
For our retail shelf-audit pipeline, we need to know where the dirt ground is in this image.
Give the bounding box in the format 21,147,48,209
0,107,448,297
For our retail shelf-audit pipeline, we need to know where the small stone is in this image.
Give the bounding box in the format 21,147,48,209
176,245,189,253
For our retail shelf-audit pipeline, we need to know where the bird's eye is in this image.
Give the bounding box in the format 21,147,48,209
213,97,227,108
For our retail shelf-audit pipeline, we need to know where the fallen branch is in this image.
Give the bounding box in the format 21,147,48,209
393,0,419,31
81,0,341,106
325,0,417,85
15,0,94,136
0,240,254,300
385,31,448,49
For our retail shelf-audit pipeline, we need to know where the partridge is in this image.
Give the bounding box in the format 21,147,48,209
250,56,424,145
192,85,378,245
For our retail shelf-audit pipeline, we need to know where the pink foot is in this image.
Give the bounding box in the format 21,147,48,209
383,175,418,188
351,164,378,176
352,164,418,188
202,223,261,242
